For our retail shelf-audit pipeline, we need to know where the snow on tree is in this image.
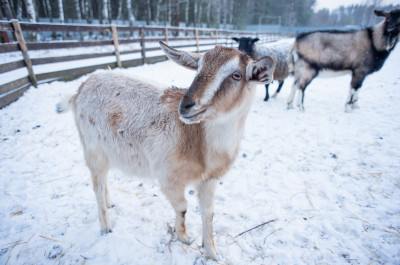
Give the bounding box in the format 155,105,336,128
24,0,36,22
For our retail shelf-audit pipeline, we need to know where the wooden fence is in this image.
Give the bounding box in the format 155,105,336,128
0,20,291,108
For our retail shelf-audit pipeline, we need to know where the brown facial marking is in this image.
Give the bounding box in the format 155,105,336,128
184,47,244,104
207,53,249,116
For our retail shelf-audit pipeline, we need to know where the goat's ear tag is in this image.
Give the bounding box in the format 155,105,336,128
246,56,275,84
159,41,201,71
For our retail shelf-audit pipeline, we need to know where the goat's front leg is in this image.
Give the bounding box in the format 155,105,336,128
345,87,361,112
346,72,365,112
196,179,218,260
264,84,270,101
161,182,190,244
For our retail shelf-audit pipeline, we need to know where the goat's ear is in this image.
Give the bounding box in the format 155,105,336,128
159,41,201,71
374,10,389,17
252,38,260,43
246,56,275,84
232,37,239,42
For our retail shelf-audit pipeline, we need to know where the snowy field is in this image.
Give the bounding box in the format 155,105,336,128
1,44,400,265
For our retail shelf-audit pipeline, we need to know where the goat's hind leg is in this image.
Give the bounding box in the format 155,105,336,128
86,148,112,233
287,79,298,109
161,181,190,244
196,179,218,260
272,80,284,99
296,68,317,111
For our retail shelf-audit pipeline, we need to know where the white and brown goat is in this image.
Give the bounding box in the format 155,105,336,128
288,9,400,112
57,42,275,260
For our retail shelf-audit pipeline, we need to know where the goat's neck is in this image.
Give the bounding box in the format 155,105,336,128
372,20,390,51
203,85,256,157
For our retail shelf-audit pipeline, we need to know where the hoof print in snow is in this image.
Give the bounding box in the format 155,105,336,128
242,153,247,158
47,245,63,259
331,153,338,159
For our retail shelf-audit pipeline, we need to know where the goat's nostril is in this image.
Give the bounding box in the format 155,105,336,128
181,101,196,111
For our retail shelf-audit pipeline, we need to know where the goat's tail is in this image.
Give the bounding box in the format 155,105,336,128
56,93,75,114
287,50,298,75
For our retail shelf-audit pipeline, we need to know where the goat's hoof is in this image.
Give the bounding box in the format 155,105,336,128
263,97,269,102
287,103,294,110
345,104,352,112
204,246,219,261
177,232,191,244
101,228,112,235
271,93,278,99
352,103,360,109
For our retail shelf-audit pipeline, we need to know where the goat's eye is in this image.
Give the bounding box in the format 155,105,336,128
232,71,242,81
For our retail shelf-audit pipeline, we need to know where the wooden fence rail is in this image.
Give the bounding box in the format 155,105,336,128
0,20,292,109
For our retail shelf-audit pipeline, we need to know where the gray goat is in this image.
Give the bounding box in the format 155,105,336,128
288,9,400,112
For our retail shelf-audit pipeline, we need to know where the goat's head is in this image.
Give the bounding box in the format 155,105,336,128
232,37,259,57
160,41,275,124
375,8,400,50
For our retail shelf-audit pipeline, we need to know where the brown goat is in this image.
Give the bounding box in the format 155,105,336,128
57,42,275,260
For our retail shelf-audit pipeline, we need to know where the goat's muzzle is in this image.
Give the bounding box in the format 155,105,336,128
178,95,207,124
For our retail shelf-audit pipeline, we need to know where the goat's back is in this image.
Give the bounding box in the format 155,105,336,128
254,39,293,80
293,30,372,70
73,72,177,177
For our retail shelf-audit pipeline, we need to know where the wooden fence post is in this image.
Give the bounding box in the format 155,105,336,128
215,29,218,46
140,28,146,64
11,19,37,88
111,24,122,68
194,28,199,53
165,27,168,43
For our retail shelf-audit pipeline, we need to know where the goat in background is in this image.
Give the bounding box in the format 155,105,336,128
233,37,293,101
288,9,400,112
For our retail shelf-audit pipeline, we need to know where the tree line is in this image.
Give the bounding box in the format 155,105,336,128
1,0,399,30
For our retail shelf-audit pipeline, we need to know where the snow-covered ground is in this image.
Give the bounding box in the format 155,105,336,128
1,43,400,265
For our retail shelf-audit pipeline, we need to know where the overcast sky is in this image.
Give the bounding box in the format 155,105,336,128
314,0,399,11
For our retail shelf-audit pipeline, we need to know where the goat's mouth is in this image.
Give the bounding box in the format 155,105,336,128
179,108,207,124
